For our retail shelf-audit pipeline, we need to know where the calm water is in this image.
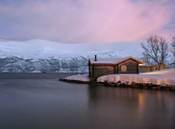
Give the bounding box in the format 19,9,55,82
0,74,175,129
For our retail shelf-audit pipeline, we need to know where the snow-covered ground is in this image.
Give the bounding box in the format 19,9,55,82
63,74,90,83
97,69,175,87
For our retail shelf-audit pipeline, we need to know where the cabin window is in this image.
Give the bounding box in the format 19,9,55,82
121,65,127,72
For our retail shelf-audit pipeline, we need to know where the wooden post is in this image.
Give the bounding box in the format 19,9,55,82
92,64,95,78
88,59,91,77
94,55,97,61
136,63,139,74
116,64,119,74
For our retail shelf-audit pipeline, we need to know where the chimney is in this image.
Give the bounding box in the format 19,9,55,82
94,55,97,61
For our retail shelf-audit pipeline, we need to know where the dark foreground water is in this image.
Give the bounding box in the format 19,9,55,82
0,74,175,129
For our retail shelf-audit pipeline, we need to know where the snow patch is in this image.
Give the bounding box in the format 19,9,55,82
97,69,175,86
64,74,90,82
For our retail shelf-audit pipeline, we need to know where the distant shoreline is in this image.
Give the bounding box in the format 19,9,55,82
0,73,74,79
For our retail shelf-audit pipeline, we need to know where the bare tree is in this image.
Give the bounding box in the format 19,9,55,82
141,35,168,70
172,37,175,63
142,52,154,65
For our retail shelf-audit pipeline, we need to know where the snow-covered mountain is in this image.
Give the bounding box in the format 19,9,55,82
0,56,88,73
0,39,143,58
0,40,143,73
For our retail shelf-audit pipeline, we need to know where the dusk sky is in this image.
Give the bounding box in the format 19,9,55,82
0,0,175,43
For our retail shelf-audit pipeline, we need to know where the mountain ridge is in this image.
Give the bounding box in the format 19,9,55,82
0,39,143,59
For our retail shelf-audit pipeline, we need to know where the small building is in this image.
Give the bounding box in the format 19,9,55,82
89,56,144,79
139,64,167,73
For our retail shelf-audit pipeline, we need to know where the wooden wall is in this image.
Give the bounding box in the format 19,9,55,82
91,65,114,78
89,59,140,78
118,60,138,74
139,64,167,73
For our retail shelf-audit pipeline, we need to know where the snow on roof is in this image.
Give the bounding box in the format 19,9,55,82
90,56,143,65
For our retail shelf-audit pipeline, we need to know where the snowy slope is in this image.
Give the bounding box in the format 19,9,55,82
0,39,143,59
97,69,175,86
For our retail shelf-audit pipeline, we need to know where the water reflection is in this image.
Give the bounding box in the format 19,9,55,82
138,93,145,113
0,78,175,129
87,84,175,129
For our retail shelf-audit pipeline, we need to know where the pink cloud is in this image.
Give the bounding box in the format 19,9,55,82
0,0,172,43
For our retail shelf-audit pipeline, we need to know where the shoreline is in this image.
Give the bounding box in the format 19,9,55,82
59,78,90,84
0,73,72,79
60,77,175,91
60,70,175,91
0,72,174,91
97,81,175,91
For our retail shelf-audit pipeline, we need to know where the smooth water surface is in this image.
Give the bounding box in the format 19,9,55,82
0,74,175,129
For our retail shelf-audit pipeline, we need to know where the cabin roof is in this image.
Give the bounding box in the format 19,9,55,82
90,56,144,65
